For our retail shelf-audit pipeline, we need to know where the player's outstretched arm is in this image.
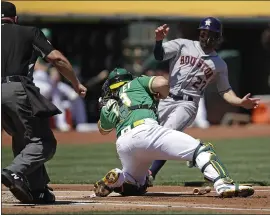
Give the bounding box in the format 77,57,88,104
154,24,169,61
153,41,164,61
217,63,260,110
221,90,260,109
153,24,181,61
151,76,169,99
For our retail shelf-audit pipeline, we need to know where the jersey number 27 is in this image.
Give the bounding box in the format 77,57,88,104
193,77,207,91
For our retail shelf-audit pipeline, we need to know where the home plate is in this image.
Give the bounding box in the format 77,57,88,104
89,192,122,198
88,191,189,198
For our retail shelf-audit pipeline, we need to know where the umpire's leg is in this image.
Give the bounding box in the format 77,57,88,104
10,126,55,191
2,82,57,202
2,119,34,203
6,114,57,190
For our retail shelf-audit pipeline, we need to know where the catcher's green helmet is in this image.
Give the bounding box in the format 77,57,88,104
108,68,133,90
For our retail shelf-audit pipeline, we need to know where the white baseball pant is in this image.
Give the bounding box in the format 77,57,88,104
111,118,200,187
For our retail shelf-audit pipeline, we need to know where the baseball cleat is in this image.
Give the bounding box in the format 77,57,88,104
1,169,33,203
31,185,56,204
94,180,111,197
94,169,119,197
186,161,194,168
147,170,154,187
216,183,254,198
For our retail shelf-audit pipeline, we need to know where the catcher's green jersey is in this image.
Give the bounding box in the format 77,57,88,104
99,76,158,137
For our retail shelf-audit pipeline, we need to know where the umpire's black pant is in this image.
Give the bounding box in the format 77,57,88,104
2,81,57,191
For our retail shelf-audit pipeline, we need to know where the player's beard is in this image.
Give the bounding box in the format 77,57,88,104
199,36,217,51
199,38,207,48
199,30,220,50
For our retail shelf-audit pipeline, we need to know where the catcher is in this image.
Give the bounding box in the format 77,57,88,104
94,68,254,198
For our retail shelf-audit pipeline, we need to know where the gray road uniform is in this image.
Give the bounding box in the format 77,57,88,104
158,39,231,131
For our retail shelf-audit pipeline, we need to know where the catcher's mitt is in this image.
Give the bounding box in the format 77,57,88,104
101,79,111,98
99,79,112,109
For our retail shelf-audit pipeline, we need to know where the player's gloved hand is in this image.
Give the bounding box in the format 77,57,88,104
101,79,111,98
98,97,104,108
98,96,109,110
105,99,118,110
98,79,112,111
240,93,260,109
155,24,170,41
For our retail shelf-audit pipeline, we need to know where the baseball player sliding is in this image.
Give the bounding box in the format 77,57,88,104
94,68,254,198
148,17,260,183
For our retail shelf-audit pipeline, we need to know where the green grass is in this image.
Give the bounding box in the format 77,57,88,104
2,137,270,185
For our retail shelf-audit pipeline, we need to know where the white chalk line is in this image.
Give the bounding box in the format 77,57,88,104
93,202,270,212
2,190,269,200
54,189,270,193
2,201,270,212
3,190,269,195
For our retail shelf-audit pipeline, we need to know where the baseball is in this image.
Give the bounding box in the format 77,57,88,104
205,186,211,193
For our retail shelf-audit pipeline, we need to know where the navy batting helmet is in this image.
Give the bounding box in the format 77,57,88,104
198,17,223,48
198,17,222,34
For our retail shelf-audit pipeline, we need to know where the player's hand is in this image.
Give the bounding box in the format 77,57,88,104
240,93,260,109
73,82,87,98
155,24,170,41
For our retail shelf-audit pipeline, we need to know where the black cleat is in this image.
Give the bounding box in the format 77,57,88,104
31,185,56,204
1,169,33,203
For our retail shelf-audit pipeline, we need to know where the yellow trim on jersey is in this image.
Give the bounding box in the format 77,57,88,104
109,81,128,90
98,120,114,132
133,119,145,127
148,76,156,94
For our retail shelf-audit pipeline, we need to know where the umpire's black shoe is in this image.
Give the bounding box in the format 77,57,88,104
31,185,56,204
1,169,33,203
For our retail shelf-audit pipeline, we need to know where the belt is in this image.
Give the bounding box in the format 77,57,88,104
1,76,22,84
169,93,193,101
117,119,145,138
129,104,153,110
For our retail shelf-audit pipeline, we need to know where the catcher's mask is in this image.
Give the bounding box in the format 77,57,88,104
198,17,223,49
108,68,133,90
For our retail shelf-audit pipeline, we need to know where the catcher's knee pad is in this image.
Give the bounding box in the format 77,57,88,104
113,181,148,196
193,142,233,184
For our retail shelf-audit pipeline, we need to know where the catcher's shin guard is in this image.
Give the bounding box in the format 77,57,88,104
94,169,120,197
193,142,254,197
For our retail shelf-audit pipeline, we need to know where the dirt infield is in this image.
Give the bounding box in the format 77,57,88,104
2,124,270,145
2,185,270,214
